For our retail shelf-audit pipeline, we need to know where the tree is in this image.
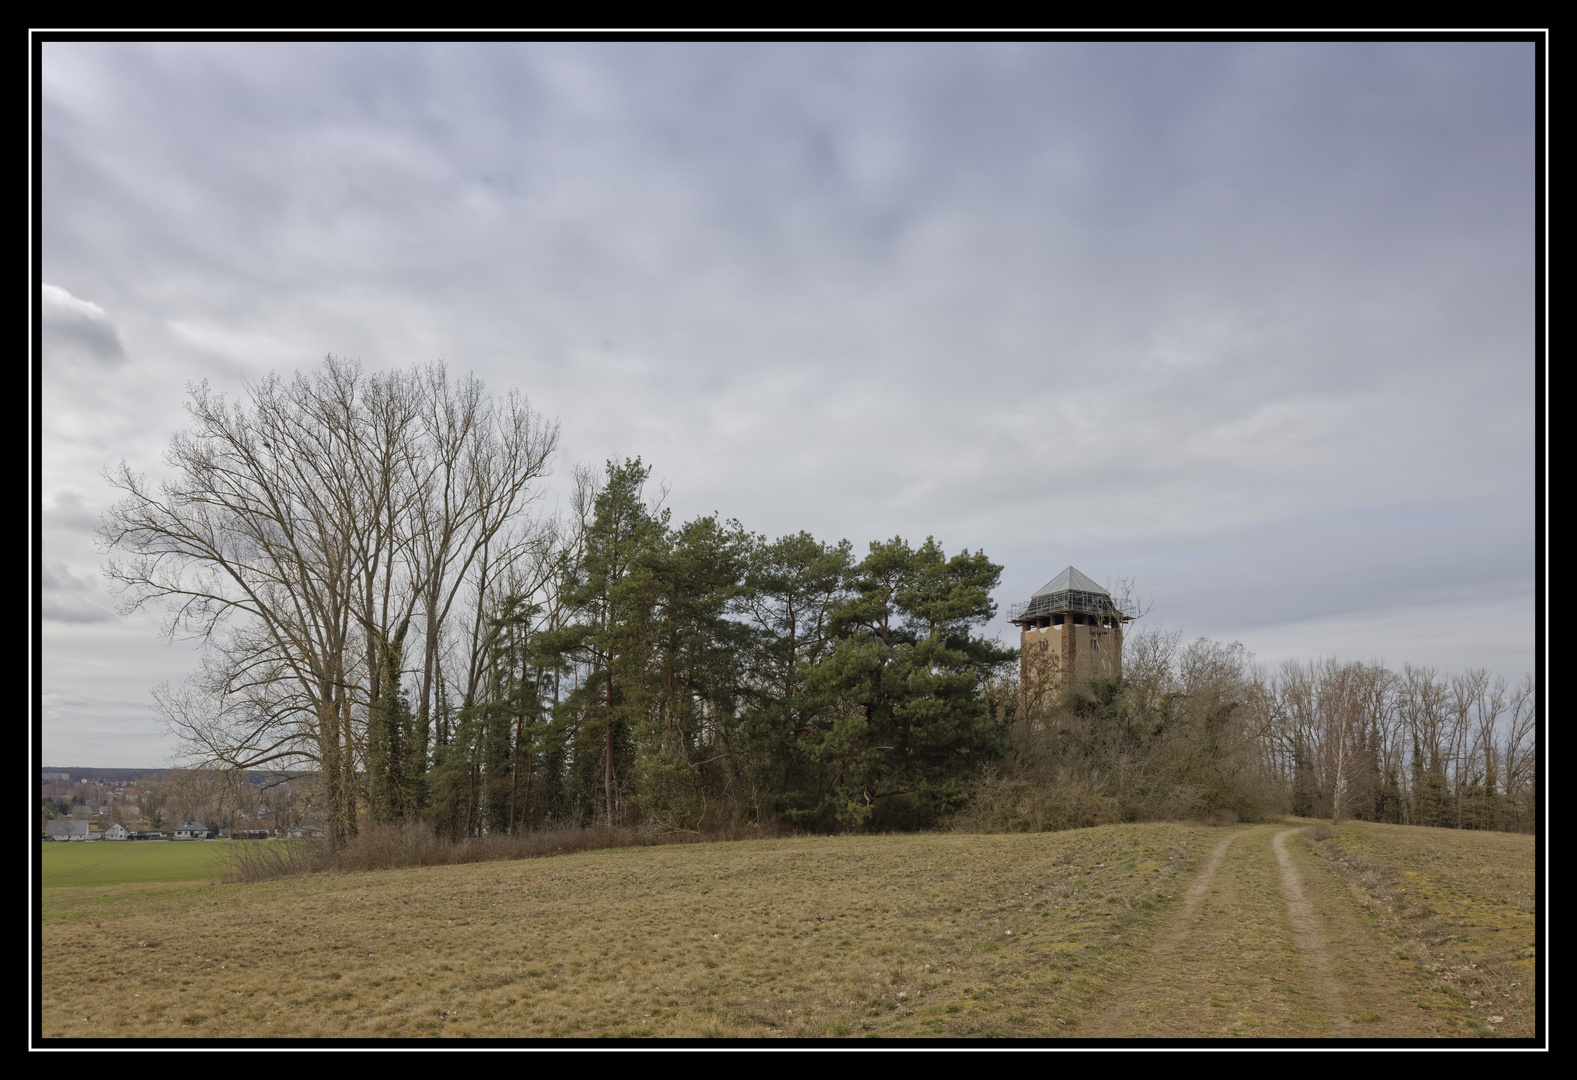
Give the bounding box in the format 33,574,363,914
628,512,751,831
799,537,1014,829
1499,675,1536,832
366,616,414,822
547,459,667,826
403,365,558,814
737,532,853,826
101,357,556,844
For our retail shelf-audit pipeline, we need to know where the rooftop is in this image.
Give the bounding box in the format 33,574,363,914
1010,565,1137,623
1031,566,1109,598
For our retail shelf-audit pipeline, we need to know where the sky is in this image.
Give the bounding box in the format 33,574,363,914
36,40,1541,768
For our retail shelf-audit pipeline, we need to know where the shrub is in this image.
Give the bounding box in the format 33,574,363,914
220,820,707,883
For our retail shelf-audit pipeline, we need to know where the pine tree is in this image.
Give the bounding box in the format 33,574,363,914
482,594,546,835
738,533,853,826
799,537,1014,829
630,513,749,830
554,459,667,825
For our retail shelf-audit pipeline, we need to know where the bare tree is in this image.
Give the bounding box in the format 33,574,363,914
1318,659,1384,825
1500,674,1536,831
402,368,557,789
102,357,556,844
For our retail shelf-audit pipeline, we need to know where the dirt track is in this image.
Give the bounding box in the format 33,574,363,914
1091,824,1474,1038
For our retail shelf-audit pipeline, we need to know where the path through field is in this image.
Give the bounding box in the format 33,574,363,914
40,824,1524,1040
1091,824,1470,1038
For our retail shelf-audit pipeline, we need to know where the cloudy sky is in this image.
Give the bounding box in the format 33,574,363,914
38,41,1539,768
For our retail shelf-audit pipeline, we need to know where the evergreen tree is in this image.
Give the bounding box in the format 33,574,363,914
799,537,1014,829
630,513,750,830
554,459,667,825
367,618,414,823
738,533,853,826
1290,741,1318,817
479,595,542,835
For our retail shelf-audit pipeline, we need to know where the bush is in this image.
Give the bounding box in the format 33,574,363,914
220,820,707,883
952,764,1123,833
953,637,1282,833
222,837,335,883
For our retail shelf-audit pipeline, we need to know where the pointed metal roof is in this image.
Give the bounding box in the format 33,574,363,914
1031,566,1109,598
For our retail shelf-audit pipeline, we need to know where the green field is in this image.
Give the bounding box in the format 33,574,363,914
40,841,239,888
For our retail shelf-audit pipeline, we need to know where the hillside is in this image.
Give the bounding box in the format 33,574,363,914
38,822,1535,1040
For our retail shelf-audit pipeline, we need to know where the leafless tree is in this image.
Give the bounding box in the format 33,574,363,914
102,357,557,844
1499,674,1537,831
401,367,557,777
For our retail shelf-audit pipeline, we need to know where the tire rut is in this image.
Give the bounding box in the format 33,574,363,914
1149,829,1239,954
1092,829,1241,1036
1271,827,1352,1036
1091,825,1355,1038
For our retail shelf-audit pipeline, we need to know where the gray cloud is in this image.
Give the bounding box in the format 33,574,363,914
41,558,98,594
44,489,102,533
41,599,115,625
41,557,114,624
38,42,1539,764
41,283,125,363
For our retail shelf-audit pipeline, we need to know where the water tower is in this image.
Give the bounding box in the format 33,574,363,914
1009,566,1136,713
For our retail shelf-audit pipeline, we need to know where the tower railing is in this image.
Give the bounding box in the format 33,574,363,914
1009,590,1137,623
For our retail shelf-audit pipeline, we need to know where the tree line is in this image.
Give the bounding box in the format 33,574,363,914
102,358,1012,844
101,358,1535,844
1258,657,1535,832
971,631,1535,834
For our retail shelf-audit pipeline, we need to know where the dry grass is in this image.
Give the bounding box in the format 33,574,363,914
42,820,1535,1041
1091,825,1343,1038
1084,822,1496,1039
41,825,1224,1040
1300,821,1537,1038
219,822,700,883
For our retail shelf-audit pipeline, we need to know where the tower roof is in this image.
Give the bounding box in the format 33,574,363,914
1031,566,1108,598
1010,565,1135,624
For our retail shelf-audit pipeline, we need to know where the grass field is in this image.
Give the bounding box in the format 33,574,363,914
37,822,1537,1040
1301,821,1536,1038
40,841,242,890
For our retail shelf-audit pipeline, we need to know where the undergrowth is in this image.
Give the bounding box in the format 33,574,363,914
222,821,705,883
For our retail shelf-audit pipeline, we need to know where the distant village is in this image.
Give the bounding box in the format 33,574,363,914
40,767,324,841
